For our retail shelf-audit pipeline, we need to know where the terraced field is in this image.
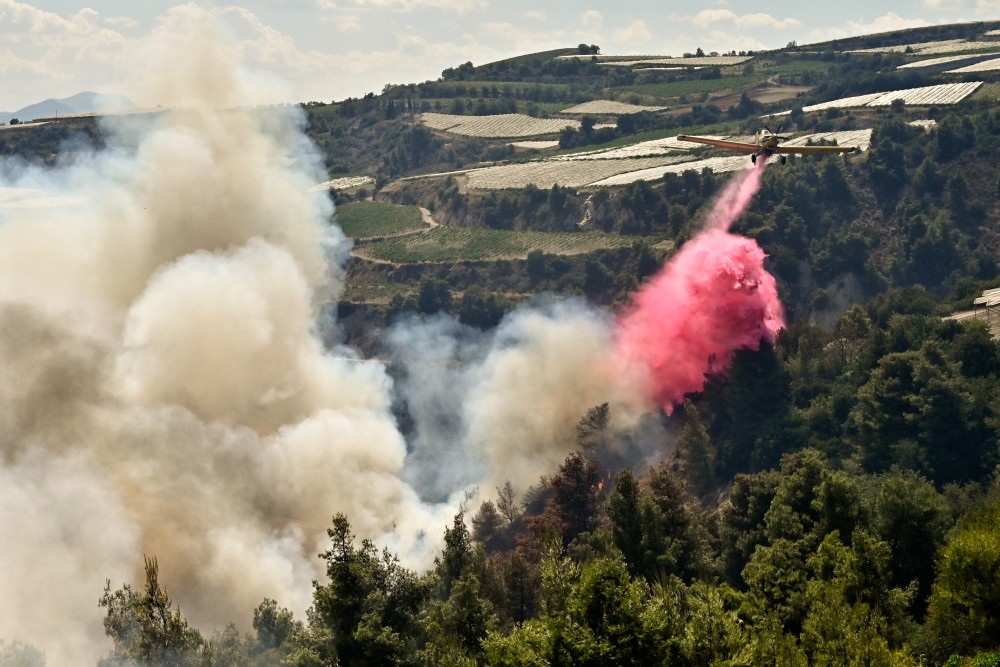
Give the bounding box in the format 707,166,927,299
947,57,1000,73
311,175,375,192
589,156,749,186
335,201,427,239
353,226,653,262
898,53,1000,69
554,136,696,161
785,82,983,113
615,74,763,99
421,112,578,138
849,38,1000,55
555,54,752,68
465,156,689,190
559,100,667,114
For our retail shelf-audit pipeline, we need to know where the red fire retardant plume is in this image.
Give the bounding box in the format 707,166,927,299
616,159,784,412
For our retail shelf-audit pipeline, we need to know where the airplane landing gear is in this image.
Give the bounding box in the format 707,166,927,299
780,155,787,165
751,154,756,164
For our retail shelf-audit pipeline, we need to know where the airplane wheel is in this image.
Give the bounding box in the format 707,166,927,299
781,155,787,165
751,154,756,164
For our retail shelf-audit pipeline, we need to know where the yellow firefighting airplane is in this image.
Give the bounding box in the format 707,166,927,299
676,127,857,164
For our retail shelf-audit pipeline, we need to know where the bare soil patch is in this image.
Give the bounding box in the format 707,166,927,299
711,85,812,110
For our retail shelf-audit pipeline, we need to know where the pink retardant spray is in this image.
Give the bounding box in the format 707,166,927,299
616,157,784,412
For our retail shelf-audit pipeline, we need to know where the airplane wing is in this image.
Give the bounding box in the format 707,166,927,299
675,135,761,154
772,144,857,155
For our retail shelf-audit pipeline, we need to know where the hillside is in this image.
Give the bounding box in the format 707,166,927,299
1,91,134,124
3,22,1000,338
5,23,1000,336
6,20,1000,667
317,21,1000,337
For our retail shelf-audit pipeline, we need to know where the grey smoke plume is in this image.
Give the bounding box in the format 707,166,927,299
0,7,657,666
388,301,655,500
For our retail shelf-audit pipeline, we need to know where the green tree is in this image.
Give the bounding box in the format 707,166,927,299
607,468,646,577
472,499,504,550
719,469,781,585
484,551,676,665
252,597,299,651
437,512,474,596
201,624,252,667
576,403,610,454
642,462,714,582
925,499,1000,661
681,582,751,666
851,342,991,485
311,513,429,666
799,532,913,666
550,451,602,544
678,400,715,495
417,572,496,666
417,278,453,315
872,471,950,615
865,120,913,208
98,556,204,667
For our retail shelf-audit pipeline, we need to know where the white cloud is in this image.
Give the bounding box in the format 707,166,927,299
923,0,1000,9
522,10,545,22
613,19,652,45
701,29,770,53
579,10,604,30
850,12,930,33
350,0,487,13
104,16,138,30
484,21,567,52
0,0,131,108
809,11,930,42
692,9,802,31
335,13,362,32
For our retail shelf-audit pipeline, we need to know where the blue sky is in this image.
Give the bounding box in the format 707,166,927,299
1,0,998,111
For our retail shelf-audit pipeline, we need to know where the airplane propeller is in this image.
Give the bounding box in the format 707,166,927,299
763,122,790,142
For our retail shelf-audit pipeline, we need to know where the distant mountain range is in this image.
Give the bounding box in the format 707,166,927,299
2,92,135,123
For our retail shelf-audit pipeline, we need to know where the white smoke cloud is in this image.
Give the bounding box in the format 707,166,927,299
462,300,652,495
0,6,659,667
0,5,441,664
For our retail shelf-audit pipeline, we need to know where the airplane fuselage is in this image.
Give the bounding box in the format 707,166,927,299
755,130,780,153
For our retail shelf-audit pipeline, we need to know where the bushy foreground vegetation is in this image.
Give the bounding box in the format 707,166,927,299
78,304,1000,667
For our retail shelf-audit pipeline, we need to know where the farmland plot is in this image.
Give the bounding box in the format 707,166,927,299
918,41,1000,55
590,156,749,186
354,226,647,262
466,156,688,190
849,39,984,54
310,175,375,192
511,140,560,149
785,82,982,113
866,82,982,105
421,112,578,138
780,129,874,152
554,136,697,161
559,100,667,114
555,54,752,68
898,53,1000,69
947,57,1000,73
335,201,426,239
